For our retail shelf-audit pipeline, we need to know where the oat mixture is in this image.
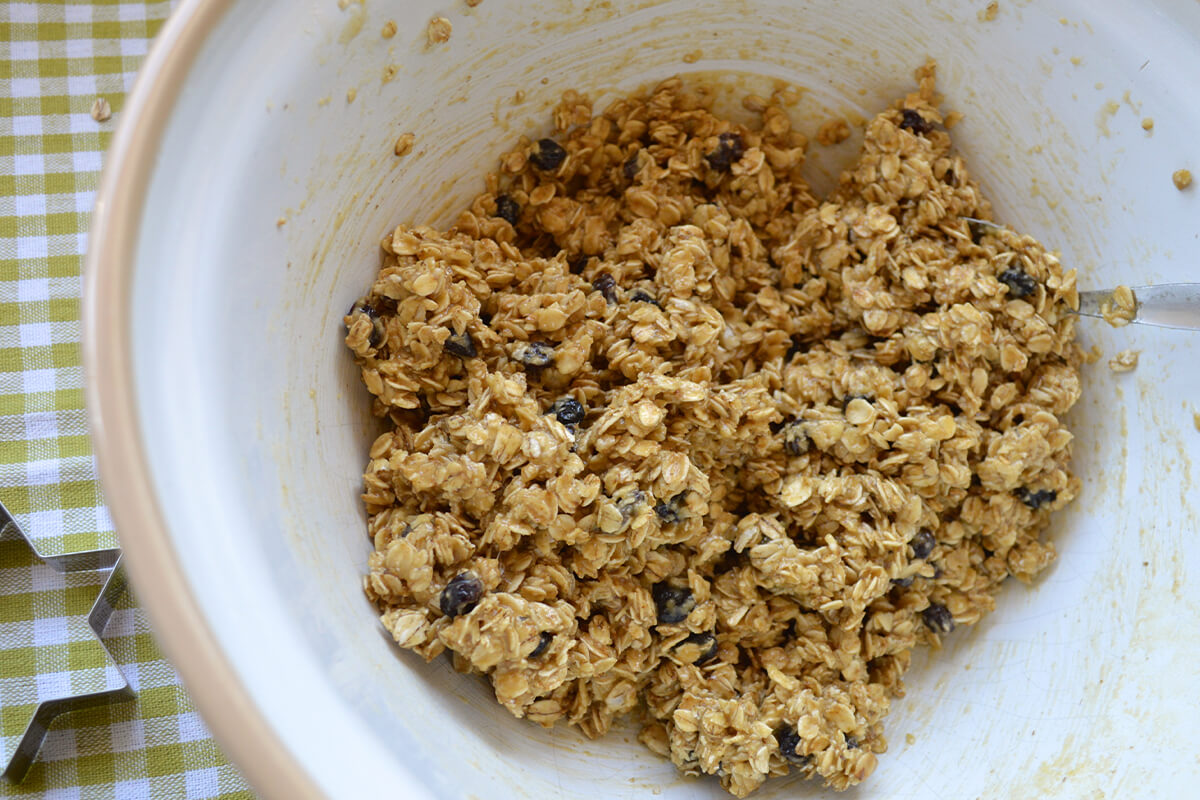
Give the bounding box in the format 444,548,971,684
344,64,1082,796
426,15,452,46
1109,349,1139,373
1100,284,1136,327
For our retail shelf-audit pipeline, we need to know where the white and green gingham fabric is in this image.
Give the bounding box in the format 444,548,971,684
1,2,253,796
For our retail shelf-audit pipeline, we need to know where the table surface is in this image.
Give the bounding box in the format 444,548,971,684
0,2,253,797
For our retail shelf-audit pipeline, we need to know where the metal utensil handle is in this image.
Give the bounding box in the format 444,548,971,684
1079,284,1200,331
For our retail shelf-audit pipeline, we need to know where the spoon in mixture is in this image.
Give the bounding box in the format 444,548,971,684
964,218,1200,330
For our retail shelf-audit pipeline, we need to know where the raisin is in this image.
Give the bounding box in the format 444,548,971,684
1015,487,1057,509
677,631,719,664
999,266,1038,298
922,603,955,634
910,529,937,560
652,584,695,624
516,341,555,368
443,331,477,358
529,631,553,659
593,273,618,304
568,255,588,275
623,151,641,181
892,575,914,588
530,137,566,170
617,490,646,527
899,108,933,134
348,298,386,348
775,726,811,766
654,493,687,525
654,503,680,524
629,288,660,306
705,131,744,172
551,397,585,425
785,337,806,361
782,421,809,456
440,573,483,618
495,194,520,225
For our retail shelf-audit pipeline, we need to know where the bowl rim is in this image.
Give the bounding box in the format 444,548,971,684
81,1,320,797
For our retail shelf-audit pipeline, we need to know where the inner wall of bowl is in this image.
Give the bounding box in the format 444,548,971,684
129,0,1200,797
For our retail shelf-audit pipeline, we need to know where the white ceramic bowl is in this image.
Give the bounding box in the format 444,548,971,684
84,1,1200,797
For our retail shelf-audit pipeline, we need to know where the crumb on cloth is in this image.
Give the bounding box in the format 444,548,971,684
90,97,111,122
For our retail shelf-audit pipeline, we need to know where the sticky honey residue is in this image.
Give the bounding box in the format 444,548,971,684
978,1,999,22
1095,100,1120,137
1031,735,1098,794
1192,411,1200,432
1029,176,1059,210
337,0,366,44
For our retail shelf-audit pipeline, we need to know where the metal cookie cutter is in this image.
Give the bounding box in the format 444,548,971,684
0,499,133,782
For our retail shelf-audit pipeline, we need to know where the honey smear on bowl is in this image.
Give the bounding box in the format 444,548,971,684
343,62,1082,796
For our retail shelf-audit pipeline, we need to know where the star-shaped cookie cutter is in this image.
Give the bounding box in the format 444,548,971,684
0,498,133,783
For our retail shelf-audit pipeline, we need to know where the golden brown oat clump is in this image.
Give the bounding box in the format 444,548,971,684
344,63,1082,796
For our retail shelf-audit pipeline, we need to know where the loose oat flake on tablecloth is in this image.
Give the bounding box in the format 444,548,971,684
343,62,1082,796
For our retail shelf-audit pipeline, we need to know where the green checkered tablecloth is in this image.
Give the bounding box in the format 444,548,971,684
1,2,253,797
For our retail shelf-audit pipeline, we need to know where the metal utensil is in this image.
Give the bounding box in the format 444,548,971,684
963,217,1200,331
1074,284,1200,330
